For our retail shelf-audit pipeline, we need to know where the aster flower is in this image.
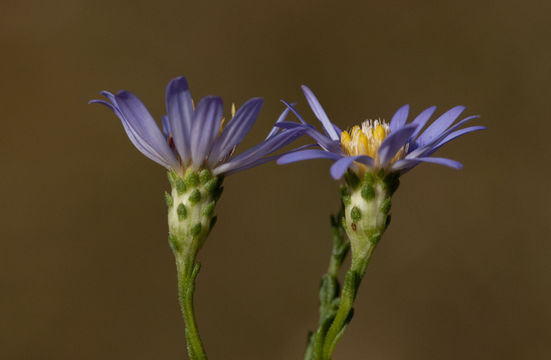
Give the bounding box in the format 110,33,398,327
277,85,486,179
90,76,303,177
89,76,304,360
279,86,485,360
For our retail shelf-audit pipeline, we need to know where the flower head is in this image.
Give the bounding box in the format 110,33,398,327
277,85,486,179
90,76,304,176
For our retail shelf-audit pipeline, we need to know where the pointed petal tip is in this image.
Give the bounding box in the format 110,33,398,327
166,76,190,91
244,97,264,107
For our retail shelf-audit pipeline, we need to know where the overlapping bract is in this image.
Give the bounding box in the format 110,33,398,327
277,85,486,179
90,76,304,176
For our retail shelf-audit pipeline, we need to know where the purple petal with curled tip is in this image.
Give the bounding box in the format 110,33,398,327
190,96,223,169
389,104,409,132
330,155,374,179
266,103,296,139
208,98,263,167
281,100,307,124
301,85,340,141
416,106,466,146
378,124,418,167
90,97,174,168
113,91,179,168
114,91,178,164
277,149,342,165
166,76,194,164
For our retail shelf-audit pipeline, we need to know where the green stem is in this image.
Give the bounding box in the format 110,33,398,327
176,257,207,360
321,244,375,360
304,212,350,360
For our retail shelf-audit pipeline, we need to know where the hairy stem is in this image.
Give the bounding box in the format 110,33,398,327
176,257,207,360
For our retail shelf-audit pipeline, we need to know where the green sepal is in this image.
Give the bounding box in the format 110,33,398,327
202,201,216,218
341,216,347,230
199,169,212,184
189,189,201,204
177,203,187,220
380,197,392,214
344,171,360,189
363,171,375,185
204,177,219,193
361,183,375,200
176,177,187,195
168,234,180,252
191,223,202,236
350,206,362,222
339,185,351,205
370,232,382,245
165,192,173,208
167,169,178,188
184,169,200,187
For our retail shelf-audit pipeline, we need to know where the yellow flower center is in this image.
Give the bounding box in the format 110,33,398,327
340,119,407,168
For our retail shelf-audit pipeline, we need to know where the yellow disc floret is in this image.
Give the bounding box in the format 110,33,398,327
340,119,407,170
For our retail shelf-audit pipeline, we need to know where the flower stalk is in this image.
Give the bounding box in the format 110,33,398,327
166,169,223,360
312,170,398,360
304,209,350,360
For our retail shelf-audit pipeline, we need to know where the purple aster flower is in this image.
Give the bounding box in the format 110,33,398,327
90,76,304,176
276,86,486,360
90,76,305,360
277,85,486,179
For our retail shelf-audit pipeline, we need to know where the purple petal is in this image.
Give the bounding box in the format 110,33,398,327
161,115,171,139
221,154,280,176
114,91,179,167
274,121,342,153
408,115,480,159
280,100,307,124
391,156,463,172
190,96,223,169
416,106,466,146
301,85,340,141
430,125,487,153
224,145,320,175
208,98,263,167
410,106,437,139
389,104,409,132
330,155,374,179
277,149,342,165
266,102,295,139
378,124,418,167
90,96,174,168
214,128,304,174
166,76,194,164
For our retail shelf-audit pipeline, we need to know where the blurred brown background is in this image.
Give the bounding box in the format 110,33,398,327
1,0,550,359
